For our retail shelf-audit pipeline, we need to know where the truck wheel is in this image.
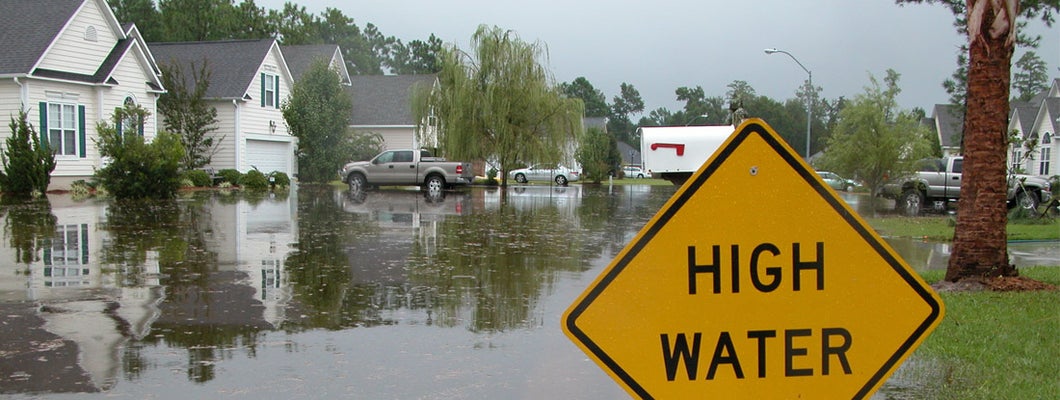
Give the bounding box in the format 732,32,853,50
555,175,568,186
515,173,527,183
348,173,367,192
424,175,445,193
1015,190,1039,210
899,189,923,216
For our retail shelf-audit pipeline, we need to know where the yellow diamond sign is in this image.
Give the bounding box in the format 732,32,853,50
563,119,944,399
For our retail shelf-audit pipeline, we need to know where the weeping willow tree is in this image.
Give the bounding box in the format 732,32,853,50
413,25,583,187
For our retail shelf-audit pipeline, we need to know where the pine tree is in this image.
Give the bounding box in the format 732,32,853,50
0,108,56,197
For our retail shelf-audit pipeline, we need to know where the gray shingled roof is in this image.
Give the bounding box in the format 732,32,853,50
148,39,275,100
933,104,964,149
1011,103,1039,137
281,44,339,82
0,0,83,74
1046,97,1059,135
349,75,437,126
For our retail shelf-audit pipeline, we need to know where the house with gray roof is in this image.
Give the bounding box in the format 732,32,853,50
149,38,296,177
921,104,964,157
0,0,165,190
348,74,438,150
1008,78,1059,176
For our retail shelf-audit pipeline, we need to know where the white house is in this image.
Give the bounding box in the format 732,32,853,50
0,0,165,190
1008,78,1059,177
149,38,297,178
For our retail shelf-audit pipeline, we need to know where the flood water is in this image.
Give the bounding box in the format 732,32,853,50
0,185,1054,399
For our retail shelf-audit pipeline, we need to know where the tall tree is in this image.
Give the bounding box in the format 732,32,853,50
575,127,620,183
899,0,1058,282
388,35,445,74
948,0,1020,281
282,59,355,183
158,61,221,170
1011,50,1049,101
817,70,934,200
560,77,609,118
413,25,583,187
607,83,644,146
108,0,162,40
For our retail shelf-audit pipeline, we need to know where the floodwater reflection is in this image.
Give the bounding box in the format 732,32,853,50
0,185,1053,398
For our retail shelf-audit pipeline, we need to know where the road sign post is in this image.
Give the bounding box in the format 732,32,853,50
563,119,944,399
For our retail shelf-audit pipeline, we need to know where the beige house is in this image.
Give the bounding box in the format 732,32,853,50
0,0,165,190
348,74,438,151
149,38,297,177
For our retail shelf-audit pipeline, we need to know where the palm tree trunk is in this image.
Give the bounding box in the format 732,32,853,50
945,0,1018,281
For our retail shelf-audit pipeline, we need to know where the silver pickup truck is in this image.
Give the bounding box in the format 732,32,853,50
882,156,1052,213
340,149,474,191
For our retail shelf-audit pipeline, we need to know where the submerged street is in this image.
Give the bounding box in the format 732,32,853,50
0,185,1054,399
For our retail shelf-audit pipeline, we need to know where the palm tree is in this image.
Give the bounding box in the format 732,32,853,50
945,0,1020,281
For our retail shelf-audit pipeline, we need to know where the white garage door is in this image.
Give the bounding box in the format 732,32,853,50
246,139,291,175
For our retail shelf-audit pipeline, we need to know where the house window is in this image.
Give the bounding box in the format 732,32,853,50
1040,147,1051,175
1011,149,1022,172
49,224,84,266
261,73,279,108
47,103,78,156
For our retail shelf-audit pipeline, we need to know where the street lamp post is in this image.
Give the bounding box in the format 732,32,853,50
764,48,812,160
684,114,709,126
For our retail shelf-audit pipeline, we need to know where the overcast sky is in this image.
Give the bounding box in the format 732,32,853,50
262,0,1059,114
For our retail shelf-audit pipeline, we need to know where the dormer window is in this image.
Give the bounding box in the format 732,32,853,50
261,73,279,109
85,26,97,42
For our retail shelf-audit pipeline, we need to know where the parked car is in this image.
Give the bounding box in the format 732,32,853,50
509,165,580,185
622,165,652,179
816,171,857,192
881,156,1052,213
339,149,473,192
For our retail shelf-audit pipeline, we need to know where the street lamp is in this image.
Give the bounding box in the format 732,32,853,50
764,48,812,160
684,114,709,126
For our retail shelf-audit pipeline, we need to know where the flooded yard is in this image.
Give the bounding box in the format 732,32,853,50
0,185,1053,398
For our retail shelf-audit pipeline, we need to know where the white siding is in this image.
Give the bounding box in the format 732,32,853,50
36,0,119,75
24,79,99,178
101,44,160,139
0,80,23,113
359,127,415,150
204,100,237,172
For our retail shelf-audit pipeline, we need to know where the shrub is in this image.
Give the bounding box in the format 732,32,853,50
0,109,56,197
182,169,213,187
94,106,184,199
268,171,291,188
486,168,498,186
241,169,269,190
217,169,242,185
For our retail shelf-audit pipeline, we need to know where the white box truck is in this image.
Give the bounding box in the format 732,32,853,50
639,125,735,185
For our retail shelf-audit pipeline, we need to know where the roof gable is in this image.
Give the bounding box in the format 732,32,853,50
932,104,964,149
349,75,438,126
282,44,350,85
149,38,282,100
0,0,84,74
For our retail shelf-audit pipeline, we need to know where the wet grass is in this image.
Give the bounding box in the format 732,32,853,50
866,216,1059,241
898,267,1060,399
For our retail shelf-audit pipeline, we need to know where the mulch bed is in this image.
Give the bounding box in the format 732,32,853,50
932,276,1058,292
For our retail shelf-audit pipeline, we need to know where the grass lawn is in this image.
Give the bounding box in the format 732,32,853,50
897,267,1060,399
866,216,1059,241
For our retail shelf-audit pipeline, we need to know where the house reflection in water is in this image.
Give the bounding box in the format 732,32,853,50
0,190,297,393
